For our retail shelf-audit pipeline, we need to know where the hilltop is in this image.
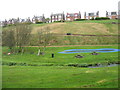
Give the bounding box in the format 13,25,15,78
31,20,118,35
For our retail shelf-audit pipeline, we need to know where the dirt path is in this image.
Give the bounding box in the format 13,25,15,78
56,34,119,37
24,45,118,47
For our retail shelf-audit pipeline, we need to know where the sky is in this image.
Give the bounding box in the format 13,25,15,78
0,0,119,21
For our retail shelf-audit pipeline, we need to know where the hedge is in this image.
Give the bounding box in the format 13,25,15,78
75,19,87,21
95,17,110,20
35,22,43,24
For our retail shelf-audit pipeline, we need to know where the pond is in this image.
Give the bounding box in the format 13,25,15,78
59,48,120,54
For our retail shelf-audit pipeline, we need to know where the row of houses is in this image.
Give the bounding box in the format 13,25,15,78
0,11,119,27
51,11,119,22
0,15,46,27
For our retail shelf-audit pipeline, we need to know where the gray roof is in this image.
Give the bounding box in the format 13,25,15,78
51,13,64,16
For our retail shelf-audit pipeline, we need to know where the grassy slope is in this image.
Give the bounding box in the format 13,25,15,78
29,20,118,45
31,20,118,35
2,20,119,45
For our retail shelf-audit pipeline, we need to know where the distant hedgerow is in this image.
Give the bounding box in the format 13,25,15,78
75,19,87,21
95,17,110,20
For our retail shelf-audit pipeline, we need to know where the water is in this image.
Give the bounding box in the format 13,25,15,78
59,48,120,54
88,64,119,68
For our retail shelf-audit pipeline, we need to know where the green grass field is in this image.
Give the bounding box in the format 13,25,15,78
2,45,119,66
2,45,119,88
3,66,118,88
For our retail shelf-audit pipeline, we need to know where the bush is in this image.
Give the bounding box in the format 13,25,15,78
54,20,65,22
36,22,43,24
75,19,87,21
95,17,110,20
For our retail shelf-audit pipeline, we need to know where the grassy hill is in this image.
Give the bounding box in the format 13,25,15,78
31,20,118,35
2,20,119,45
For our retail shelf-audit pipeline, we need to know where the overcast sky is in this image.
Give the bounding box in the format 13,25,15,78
0,0,119,21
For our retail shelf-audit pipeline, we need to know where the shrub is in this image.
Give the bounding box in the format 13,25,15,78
54,21,62,22
95,17,110,20
75,19,87,21
36,22,43,24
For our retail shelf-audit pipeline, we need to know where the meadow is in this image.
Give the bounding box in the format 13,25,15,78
3,66,118,88
2,46,119,66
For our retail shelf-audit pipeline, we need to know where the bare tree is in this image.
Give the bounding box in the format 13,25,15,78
37,26,53,55
43,26,52,48
14,24,32,53
2,28,15,52
2,24,32,53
